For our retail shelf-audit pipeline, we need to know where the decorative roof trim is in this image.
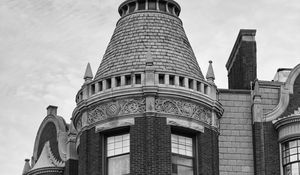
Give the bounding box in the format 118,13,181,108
265,64,300,122
32,111,68,165
29,141,65,173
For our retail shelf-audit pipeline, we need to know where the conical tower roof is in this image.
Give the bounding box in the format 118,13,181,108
95,0,204,80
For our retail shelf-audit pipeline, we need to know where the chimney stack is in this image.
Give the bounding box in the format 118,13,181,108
226,29,257,90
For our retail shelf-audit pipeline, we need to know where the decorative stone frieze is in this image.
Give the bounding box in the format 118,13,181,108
155,97,212,125
87,98,146,125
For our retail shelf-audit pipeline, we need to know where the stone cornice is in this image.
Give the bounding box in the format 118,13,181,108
273,114,300,129
72,85,223,123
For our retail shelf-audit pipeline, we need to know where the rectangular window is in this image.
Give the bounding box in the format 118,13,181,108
107,134,130,175
204,84,208,94
115,76,121,87
179,77,185,87
159,0,167,12
135,74,141,84
169,75,175,85
91,84,95,95
148,0,157,10
98,81,103,92
196,81,201,91
138,0,146,10
159,74,165,84
125,75,132,85
171,134,194,175
106,79,112,89
188,79,193,89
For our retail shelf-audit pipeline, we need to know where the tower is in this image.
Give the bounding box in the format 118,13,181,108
72,0,223,174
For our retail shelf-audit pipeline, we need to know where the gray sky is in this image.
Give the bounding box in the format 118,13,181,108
0,0,299,174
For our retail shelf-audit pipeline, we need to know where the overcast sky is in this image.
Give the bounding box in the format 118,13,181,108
0,0,299,174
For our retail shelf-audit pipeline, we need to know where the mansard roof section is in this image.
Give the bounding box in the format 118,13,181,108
94,0,204,80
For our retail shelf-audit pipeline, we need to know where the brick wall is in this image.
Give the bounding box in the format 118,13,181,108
228,40,257,90
78,129,103,175
219,90,254,175
131,117,172,175
253,122,280,175
198,128,219,175
77,116,219,175
64,159,78,175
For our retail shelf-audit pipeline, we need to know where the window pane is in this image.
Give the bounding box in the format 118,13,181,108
108,143,114,150
285,164,292,175
290,141,297,148
108,154,130,175
291,148,298,155
172,155,194,175
292,163,299,175
178,165,193,175
107,134,130,157
171,134,193,157
123,146,129,153
108,150,114,157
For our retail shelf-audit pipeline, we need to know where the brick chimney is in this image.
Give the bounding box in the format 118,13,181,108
226,29,257,90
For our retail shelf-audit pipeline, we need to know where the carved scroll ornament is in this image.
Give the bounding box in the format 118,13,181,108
155,98,212,125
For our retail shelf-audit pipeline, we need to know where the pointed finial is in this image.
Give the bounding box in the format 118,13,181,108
22,159,31,175
84,63,93,83
206,60,215,82
145,50,154,66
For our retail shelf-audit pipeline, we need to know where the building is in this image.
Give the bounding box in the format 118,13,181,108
22,0,300,175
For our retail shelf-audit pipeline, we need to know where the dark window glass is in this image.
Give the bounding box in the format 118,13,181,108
188,79,193,89
179,76,185,87
148,0,157,10
138,0,146,10
125,75,132,85
135,74,141,84
118,9,123,16
168,4,174,14
98,81,103,91
196,81,201,91
129,2,136,13
122,5,128,15
115,77,121,87
91,84,95,94
159,1,167,12
169,75,175,85
159,74,165,84
174,7,180,16
106,79,111,89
